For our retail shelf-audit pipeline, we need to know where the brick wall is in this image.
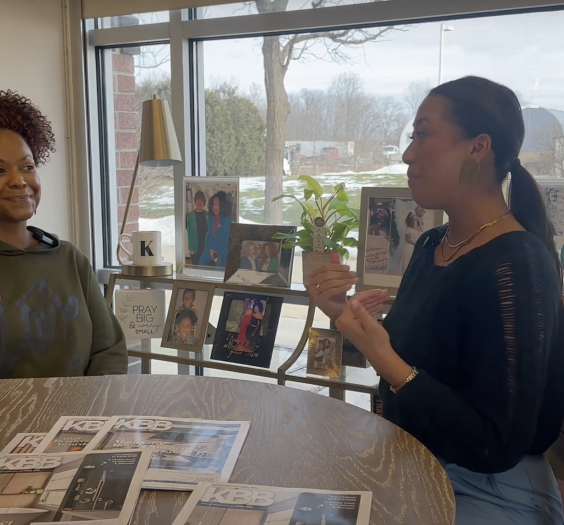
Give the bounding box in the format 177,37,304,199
113,50,139,257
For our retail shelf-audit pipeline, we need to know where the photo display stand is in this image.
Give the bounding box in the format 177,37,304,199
105,272,378,403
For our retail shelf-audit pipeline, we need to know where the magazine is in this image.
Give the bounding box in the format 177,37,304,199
85,416,250,491
35,417,111,453
172,482,372,525
1,433,46,454
0,449,152,524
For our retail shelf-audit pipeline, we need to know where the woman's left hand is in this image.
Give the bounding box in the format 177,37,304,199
335,299,390,358
336,300,413,387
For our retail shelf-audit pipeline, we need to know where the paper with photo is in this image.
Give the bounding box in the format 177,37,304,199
35,417,111,454
0,449,151,524
172,482,372,525
1,432,46,454
85,416,250,491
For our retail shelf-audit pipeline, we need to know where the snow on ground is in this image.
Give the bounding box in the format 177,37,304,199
320,163,408,176
140,169,403,249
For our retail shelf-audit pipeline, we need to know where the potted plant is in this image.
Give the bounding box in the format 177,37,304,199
272,175,359,285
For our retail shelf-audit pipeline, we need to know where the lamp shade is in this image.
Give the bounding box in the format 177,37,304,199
139,95,182,168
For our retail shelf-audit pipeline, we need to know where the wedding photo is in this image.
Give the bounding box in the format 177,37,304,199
358,188,443,290
184,177,239,270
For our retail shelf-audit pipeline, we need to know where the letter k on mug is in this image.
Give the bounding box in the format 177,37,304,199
119,231,162,266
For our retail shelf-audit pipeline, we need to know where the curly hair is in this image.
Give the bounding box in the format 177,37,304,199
0,90,56,165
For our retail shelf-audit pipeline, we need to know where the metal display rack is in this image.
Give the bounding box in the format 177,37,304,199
105,272,380,403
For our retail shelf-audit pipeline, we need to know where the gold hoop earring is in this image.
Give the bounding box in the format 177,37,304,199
459,159,481,184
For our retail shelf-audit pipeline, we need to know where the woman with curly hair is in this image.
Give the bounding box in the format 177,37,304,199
0,90,128,378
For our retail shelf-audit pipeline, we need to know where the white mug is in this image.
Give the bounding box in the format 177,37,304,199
119,231,162,266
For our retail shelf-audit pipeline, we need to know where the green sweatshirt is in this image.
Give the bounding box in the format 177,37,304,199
0,227,128,378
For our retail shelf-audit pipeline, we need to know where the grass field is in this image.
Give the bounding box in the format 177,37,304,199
140,172,409,224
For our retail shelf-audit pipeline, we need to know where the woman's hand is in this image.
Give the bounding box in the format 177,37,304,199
336,299,391,357
308,253,389,322
336,300,412,388
307,253,356,321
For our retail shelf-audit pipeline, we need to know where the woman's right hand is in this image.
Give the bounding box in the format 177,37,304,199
306,253,357,322
308,253,388,322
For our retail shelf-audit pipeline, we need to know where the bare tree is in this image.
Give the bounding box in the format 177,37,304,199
403,81,430,117
135,44,171,70
372,95,408,145
247,82,267,121
254,0,401,222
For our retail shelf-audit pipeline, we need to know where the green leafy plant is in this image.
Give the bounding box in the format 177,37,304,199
272,175,359,259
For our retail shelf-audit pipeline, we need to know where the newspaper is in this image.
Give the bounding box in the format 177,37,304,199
35,417,111,453
1,433,46,454
84,416,250,491
0,449,151,524
172,482,372,525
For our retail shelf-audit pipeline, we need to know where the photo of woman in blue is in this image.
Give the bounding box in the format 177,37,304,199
200,191,233,269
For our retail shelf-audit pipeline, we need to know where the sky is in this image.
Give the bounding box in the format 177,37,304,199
135,8,564,113
202,8,564,113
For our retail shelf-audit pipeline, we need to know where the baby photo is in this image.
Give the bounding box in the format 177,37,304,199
162,284,214,351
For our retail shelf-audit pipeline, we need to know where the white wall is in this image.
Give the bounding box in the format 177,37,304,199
0,0,70,240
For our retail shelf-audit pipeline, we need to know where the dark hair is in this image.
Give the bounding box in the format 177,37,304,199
175,308,198,326
194,191,206,204
406,212,415,228
431,76,561,287
209,190,232,218
0,90,56,165
182,289,196,301
261,242,278,259
252,300,265,314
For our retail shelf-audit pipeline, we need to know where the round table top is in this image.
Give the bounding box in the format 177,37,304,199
0,374,454,525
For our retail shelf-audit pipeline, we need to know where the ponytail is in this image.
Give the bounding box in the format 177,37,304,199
510,163,563,291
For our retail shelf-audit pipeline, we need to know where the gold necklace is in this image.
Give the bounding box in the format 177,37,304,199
441,211,511,262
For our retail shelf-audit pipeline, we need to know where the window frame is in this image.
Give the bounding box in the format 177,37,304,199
82,0,564,276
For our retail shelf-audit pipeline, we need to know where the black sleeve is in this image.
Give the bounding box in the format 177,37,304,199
391,255,556,474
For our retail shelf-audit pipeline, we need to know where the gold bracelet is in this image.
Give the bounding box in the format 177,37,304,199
390,367,419,394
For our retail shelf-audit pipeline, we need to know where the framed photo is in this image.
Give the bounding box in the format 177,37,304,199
307,328,343,379
211,292,284,368
534,178,564,251
357,187,443,290
161,281,215,352
223,224,296,287
183,177,239,271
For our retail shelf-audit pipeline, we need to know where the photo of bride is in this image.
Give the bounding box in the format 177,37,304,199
389,200,428,276
359,188,444,290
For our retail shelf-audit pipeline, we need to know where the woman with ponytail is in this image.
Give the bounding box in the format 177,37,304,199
309,76,564,524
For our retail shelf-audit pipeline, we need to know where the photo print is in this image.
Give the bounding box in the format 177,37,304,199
307,328,343,379
184,177,239,270
224,224,296,287
536,178,564,240
358,188,443,290
211,292,284,368
161,281,215,352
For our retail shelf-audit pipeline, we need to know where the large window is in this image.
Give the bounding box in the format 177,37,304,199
87,2,564,409
93,6,564,270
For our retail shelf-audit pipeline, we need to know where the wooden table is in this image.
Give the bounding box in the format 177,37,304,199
0,375,455,525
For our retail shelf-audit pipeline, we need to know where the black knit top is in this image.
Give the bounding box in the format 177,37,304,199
380,226,564,474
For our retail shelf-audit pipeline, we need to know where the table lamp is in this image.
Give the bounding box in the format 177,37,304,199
117,95,182,276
